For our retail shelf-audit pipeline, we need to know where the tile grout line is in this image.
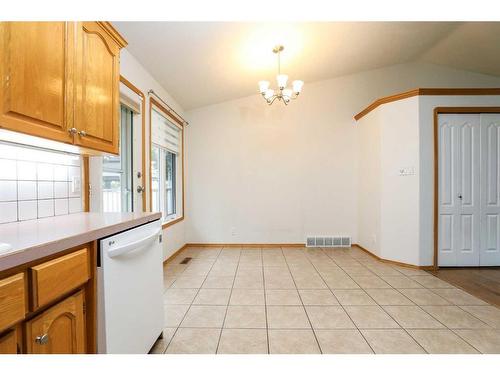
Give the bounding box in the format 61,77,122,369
262,248,271,354
164,248,220,353
282,247,323,354
321,247,430,353
161,249,198,353
307,247,375,354
215,246,242,354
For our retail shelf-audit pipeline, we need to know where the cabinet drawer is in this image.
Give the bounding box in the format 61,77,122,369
30,248,90,309
0,273,26,332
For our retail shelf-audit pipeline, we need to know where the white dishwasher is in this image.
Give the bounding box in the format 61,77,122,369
97,219,164,354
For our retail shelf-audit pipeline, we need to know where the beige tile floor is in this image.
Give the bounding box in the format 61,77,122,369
150,246,500,354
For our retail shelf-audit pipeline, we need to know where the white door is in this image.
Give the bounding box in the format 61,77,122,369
438,113,500,266
479,114,500,265
438,114,481,266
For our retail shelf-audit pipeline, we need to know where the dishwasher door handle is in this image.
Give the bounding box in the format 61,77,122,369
107,229,161,258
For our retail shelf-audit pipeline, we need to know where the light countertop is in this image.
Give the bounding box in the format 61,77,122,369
0,211,162,271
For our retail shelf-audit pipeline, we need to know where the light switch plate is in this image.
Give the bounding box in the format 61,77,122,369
398,166,415,176
71,175,81,194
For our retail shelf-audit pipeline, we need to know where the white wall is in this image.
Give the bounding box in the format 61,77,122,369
115,50,187,260
186,62,500,246
358,97,421,265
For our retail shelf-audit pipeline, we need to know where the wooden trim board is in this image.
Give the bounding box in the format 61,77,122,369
352,244,434,270
354,88,500,121
184,243,305,248
433,107,500,269
119,75,147,212
163,244,189,265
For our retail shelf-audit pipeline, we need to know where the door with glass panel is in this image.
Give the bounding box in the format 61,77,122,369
102,105,134,212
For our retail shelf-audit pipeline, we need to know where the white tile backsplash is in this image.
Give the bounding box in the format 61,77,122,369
54,165,68,181
18,181,37,200
17,161,37,180
55,181,69,198
0,159,17,180
55,198,69,216
38,199,54,218
37,163,54,181
0,202,17,223
0,143,83,224
18,200,37,221
69,197,82,213
0,181,17,201
38,181,54,199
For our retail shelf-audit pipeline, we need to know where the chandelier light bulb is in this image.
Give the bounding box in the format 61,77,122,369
276,74,288,89
292,80,304,94
282,88,293,101
258,80,270,94
264,89,274,100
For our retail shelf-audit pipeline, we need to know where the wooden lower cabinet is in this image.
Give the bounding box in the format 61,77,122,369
25,290,86,354
0,327,20,354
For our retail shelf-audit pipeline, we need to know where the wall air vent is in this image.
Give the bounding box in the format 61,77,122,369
305,236,352,248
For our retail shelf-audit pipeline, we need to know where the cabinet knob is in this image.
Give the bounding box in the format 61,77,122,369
78,130,87,137
68,127,78,135
35,333,49,345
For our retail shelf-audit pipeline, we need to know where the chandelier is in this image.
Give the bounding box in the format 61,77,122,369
258,45,304,105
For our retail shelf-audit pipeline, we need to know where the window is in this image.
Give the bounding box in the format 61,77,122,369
151,147,176,217
102,105,133,212
150,100,183,224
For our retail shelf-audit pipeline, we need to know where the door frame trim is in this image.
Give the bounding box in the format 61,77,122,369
119,75,147,211
433,107,500,269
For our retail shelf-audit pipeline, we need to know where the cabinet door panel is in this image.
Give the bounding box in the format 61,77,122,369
0,327,19,354
0,22,74,143
25,290,85,354
75,22,120,154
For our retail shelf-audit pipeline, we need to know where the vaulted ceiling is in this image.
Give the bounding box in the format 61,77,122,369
114,22,500,110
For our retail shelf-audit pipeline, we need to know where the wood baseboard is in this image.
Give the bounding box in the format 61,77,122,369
352,244,434,270
163,244,189,265
184,243,305,248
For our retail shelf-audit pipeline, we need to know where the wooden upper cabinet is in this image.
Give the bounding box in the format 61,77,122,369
25,290,86,354
0,22,74,143
74,22,126,154
0,21,126,154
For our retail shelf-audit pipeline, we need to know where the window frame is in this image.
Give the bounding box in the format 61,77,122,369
149,97,184,228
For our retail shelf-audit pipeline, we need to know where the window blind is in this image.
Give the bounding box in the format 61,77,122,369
151,108,181,154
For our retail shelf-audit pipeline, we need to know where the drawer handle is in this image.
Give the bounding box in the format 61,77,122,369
35,333,49,345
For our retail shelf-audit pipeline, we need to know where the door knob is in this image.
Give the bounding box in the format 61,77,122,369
137,185,145,193
35,333,49,345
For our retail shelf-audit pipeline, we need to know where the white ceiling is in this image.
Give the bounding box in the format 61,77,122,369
114,22,500,110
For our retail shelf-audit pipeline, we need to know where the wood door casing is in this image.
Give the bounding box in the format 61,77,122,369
25,290,86,354
0,22,74,143
74,22,120,154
